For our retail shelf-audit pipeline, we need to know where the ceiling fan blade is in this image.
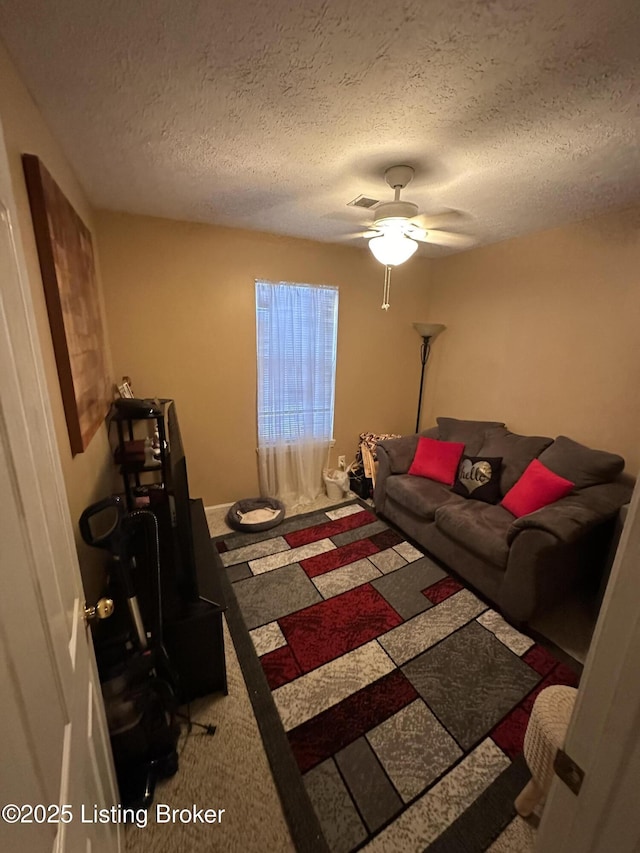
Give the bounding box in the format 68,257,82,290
336,229,379,242
418,230,475,248
410,211,465,230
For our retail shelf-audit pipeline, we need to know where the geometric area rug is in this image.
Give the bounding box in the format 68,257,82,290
213,499,580,853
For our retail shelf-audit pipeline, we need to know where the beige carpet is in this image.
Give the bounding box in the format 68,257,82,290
125,495,338,853
124,493,583,852
124,615,295,853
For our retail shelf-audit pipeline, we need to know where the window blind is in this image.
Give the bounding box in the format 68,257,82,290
256,280,339,445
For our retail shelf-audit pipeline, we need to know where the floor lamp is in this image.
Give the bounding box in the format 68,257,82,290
413,323,446,433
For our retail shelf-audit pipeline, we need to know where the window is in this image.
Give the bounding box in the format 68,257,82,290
255,280,339,445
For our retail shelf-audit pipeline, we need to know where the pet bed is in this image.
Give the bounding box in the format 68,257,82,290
226,497,285,532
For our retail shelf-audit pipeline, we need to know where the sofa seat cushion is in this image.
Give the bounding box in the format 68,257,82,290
385,474,464,520
434,501,514,568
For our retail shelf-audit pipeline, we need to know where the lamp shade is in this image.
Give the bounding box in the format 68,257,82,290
369,232,418,266
413,322,446,339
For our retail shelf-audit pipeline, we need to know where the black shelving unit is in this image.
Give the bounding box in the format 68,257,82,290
113,402,169,511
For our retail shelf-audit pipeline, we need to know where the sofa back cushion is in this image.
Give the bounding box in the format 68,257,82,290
478,427,553,494
436,417,506,455
537,435,625,490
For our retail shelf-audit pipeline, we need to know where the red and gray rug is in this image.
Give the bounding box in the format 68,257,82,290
214,500,579,853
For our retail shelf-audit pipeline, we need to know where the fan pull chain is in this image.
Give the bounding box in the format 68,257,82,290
381,265,391,310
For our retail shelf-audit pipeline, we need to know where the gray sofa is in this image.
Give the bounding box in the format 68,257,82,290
374,418,632,625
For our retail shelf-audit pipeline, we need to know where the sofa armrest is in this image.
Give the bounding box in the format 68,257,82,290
506,481,632,546
373,428,439,514
500,529,581,625
378,426,439,475
373,445,391,513
377,436,417,474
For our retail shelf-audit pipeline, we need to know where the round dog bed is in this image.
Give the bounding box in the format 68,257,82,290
226,497,286,532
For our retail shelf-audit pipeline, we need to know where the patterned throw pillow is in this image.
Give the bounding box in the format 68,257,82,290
453,455,503,503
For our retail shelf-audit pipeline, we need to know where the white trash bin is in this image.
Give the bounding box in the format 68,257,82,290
323,468,349,500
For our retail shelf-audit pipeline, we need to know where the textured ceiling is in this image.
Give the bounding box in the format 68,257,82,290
1,0,639,255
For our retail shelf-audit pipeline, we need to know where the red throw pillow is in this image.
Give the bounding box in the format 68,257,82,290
501,459,574,517
408,437,465,486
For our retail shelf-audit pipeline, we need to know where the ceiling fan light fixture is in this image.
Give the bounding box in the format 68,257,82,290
369,232,418,266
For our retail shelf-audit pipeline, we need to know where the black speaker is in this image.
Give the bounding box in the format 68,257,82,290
164,600,227,702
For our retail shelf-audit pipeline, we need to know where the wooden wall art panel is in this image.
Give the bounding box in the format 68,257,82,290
22,154,110,455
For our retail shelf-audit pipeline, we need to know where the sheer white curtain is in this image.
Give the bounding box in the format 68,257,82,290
256,280,339,508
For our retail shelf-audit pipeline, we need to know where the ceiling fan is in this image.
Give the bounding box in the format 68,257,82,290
347,165,473,309
357,165,474,260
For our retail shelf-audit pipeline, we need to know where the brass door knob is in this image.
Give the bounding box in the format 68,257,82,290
84,597,114,623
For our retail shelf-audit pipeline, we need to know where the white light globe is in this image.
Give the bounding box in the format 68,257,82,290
369,233,418,266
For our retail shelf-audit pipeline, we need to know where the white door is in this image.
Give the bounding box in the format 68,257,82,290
0,119,119,852
535,470,640,852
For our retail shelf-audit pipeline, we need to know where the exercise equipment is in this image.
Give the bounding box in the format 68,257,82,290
80,496,180,808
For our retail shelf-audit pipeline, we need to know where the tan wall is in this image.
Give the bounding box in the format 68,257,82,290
96,211,432,505
423,207,640,475
0,42,114,595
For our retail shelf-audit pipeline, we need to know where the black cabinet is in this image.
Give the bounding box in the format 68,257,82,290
164,499,228,699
